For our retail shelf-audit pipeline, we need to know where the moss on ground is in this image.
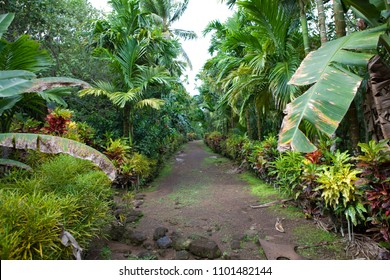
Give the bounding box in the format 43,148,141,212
202,156,230,167
239,172,279,203
293,224,347,259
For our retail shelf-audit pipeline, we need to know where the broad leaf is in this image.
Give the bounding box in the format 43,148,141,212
0,158,33,171
0,13,14,38
279,25,387,153
0,133,116,181
27,77,90,93
0,70,35,98
0,95,22,115
341,0,381,26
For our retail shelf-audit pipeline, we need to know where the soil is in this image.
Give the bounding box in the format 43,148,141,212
86,140,348,260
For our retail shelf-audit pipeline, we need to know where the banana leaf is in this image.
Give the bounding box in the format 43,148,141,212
0,133,116,181
0,13,14,38
0,158,33,171
27,77,91,93
0,70,35,98
279,25,387,153
341,0,382,26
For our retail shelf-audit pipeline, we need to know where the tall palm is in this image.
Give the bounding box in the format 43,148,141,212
141,0,196,68
201,1,303,138
80,38,173,144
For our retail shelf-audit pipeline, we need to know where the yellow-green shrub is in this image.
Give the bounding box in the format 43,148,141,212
0,155,113,259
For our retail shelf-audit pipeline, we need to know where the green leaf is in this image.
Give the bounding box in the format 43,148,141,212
0,158,32,171
0,70,35,98
279,25,387,152
0,13,14,38
0,133,116,181
0,96,22,115
341,0,381,26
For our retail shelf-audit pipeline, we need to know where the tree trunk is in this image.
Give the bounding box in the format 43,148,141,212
347,101,360,154
316,0,327,44
299,0,310,55
255,105,262,141
246,109,252,139
333,0,360,151
367,55,390,140
123,103,132,143
333,0,346,38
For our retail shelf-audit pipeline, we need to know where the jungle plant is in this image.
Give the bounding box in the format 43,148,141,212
41,108,72,136
122,152,156,188
315,151,366,240
357,139,390,241
0,155,113,260
225,134,247,160
0,133,116,181
104,138,132,166
270,151,305,199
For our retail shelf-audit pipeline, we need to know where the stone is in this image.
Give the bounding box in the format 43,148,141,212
125,209,143,224
156,236,172,249
172,237,192,251
231,240,241,250
109,222,125,241
134,194,145,200
143,242,154,250
153,227,169,240
176,250,190,260
124,231,147,246
133,200,144,208
189,238,222,259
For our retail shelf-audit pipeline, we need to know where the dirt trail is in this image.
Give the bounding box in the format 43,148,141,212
87,140,346,260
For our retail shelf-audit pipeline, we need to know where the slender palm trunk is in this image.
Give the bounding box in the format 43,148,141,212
255,105,262,141
333,0,360,151
333,0,346,38
246,109,252,139
299,0,310,55
316,0,327,44
123,103,133,144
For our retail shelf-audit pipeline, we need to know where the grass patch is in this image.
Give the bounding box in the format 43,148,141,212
202,156,230,167
269,204,305,219
239,172,279,203
149,159,174,190
293,224,346,259
166,183,209,206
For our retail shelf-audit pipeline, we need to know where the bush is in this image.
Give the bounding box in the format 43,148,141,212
0,155,113,259
357,139,390,241
271,151,305,199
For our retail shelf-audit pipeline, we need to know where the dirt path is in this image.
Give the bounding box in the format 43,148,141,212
87,140,347,260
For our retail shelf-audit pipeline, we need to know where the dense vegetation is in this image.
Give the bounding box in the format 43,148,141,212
0,0,389,259
200,0,390,248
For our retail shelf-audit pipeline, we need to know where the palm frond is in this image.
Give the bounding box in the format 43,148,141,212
0,35,52,72
135,98,165,109
109,88,140,108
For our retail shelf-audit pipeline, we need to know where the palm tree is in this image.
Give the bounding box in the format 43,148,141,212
140,0,196,68
80,38,174,144
201,1,303,138
141,0,196,40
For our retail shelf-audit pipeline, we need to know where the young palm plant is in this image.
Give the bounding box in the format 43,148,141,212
80,37,174,144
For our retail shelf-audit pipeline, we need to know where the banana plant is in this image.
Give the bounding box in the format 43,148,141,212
0,133,116,181
278,24,388,152
0,13,91,132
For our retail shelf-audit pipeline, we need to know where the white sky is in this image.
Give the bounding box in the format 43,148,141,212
88,0,233,95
